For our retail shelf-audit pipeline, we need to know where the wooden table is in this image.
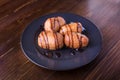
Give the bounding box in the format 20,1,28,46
0,0,120,80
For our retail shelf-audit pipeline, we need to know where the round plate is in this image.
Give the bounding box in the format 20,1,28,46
21,13,102,71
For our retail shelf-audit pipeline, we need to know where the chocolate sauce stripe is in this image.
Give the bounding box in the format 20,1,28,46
80,35,82,48
68,24,74,47
66,32,70,47
53,18,55,31
56,17,60,30
49,18,53,31
41,32,47,49
52,33,57,50
55,33,59,48
71,32,74,48
66,26,72,48
68,24,72,32
39,34,43,48
77,22,79,32
44,31,49,49
76,34,80,48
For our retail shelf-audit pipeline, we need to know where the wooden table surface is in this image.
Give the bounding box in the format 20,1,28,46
0,0,120,80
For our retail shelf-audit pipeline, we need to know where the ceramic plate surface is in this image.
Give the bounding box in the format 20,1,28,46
21,13,102,70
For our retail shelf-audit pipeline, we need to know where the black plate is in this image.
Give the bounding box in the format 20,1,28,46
21,13,102,71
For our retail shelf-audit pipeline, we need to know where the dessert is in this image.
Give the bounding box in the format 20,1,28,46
60,22,82,35
44,16,66,32
38,31,63,50
38,16,89,50
64,32,89,49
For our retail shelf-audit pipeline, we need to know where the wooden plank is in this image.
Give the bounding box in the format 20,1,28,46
0,0,120,80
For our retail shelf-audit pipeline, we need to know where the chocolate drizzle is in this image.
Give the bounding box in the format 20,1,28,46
41,32,47,49
66,25,73,47
71,32,74,48
76,34,80,48
77,22,79,32
49,18,53,31
66,32,70,47
53,18,55,31
44,31,49,49
67,24,73,48
39,34,43,48
55,33,59,48
56,17,60,29
53,33,57,50
80,36,82,48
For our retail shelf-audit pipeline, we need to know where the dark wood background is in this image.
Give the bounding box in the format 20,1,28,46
0,0,120,80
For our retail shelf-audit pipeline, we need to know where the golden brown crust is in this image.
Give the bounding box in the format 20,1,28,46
38,16,89,50
81,34,89,47
44,16,66,32
38,31,64,50
64,32,89,49
60,22,82,35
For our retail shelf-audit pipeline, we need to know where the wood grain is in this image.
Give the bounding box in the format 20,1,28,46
0,0,120,80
